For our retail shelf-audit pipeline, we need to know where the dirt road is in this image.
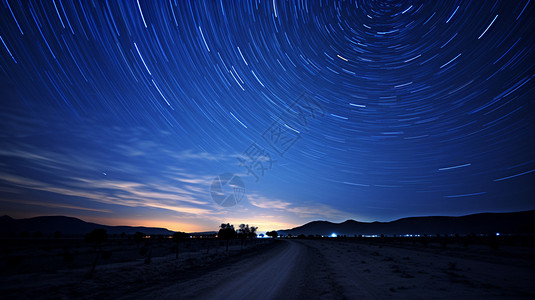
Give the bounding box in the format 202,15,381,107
5,238,532,299
138,240,328,300
140,239,534,299
198,240,304,299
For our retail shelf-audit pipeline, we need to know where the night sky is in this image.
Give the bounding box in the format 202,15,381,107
1,1,534,233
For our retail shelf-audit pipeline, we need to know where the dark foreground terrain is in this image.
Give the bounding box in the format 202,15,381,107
1,236,534,299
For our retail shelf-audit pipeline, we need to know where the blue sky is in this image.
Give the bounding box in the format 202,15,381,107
1,1,534,232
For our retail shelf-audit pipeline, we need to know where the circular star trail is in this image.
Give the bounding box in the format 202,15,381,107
0,0,534,225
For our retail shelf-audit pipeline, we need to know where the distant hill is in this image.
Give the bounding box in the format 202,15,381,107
278,210,535,236
0,215,174,236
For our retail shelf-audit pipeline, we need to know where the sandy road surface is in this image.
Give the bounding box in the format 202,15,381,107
130,240,324,300
200,240,303,299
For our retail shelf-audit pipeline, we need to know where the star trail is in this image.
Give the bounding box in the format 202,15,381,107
0,0,534,232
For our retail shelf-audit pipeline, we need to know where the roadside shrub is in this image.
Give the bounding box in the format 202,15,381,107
421,238,428,247
63,251,74,263
489,238,500,251
101,250,112,260
139,247,149,256
7,255,23,268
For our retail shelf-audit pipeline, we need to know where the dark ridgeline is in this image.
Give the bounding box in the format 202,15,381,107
277,210,535,236
0,215,174,236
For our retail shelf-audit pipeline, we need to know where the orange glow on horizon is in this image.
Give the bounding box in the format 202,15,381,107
9,211,302,234
86,216,299,234
88,216,204,232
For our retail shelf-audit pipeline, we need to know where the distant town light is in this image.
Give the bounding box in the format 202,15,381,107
330,233,337,238
496,232,500,236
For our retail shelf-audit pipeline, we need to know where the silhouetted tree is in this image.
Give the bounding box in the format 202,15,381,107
84,228,108,278
237,224,248,239
489,236,500,251
218,223,237,252
144,236,154,264
85,228,108,247
236,224,258,249
173,231,189,259
266,231,278,238
249,226,258,238
133,231,144,248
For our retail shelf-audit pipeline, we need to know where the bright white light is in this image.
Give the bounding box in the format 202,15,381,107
330,233,337,238
496,232,500,236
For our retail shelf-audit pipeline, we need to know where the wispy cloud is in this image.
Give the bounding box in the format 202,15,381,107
248,194,292,210
248,193,349,220
0,172,215,216
165,149,240,162
0,198,112,213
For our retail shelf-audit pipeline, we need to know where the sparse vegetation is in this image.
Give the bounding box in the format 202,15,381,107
133,232,144,248
84,228,108,278
266,231,278,238
173,231,189,259
218,223,237,252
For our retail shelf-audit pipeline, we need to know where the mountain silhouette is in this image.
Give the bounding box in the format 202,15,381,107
278,210,535,236
0,215,174,236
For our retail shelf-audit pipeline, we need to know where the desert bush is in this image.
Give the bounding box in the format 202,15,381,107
85,229,108,278
461,237,470,249
173,231,189,259
133,232,144,248
85,229,108,246
63,251,74,263
101,250,112,260
144,250,152,264
139,246,149,256
489,238,500,251
421,238,429,247
6,255,23,269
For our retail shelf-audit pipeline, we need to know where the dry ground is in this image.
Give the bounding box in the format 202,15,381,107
1,237,534,299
